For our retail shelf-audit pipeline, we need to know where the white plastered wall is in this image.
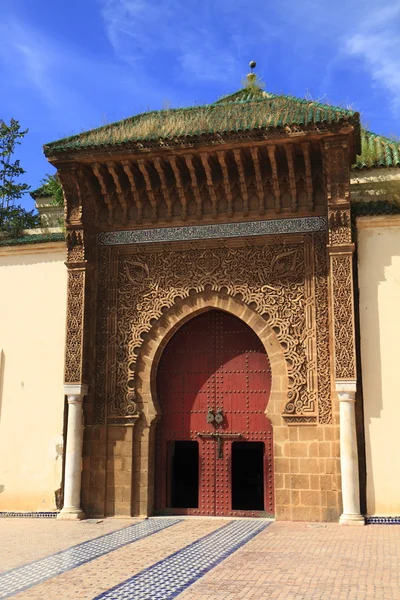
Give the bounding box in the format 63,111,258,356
0,243,67,511
357,215,400,516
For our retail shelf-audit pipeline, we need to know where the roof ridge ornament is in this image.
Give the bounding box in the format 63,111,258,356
244,60,265,93
247,60,257,85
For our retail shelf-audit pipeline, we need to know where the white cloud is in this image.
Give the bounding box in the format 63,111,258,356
270,0,400,116
344,7,400,115
0,17,97,124
0,19,56,108
98,0,257,83
0,13,171,130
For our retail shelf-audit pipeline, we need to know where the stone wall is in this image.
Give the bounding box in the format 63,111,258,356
0,242,67,512
357,214,400,516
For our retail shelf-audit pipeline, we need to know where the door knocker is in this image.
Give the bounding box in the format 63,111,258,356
215,408,224,425
206,408,215,423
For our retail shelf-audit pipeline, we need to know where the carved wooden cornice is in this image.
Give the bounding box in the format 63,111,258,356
92,163,113,225
121,160,143,224
184,154,203,219
266,146,281,213
200,153,217,217
107,162,128,224
301,143,314,211
284,145,297,211
169,156,187,220
232,149,249,216
57,165,82,226
137,160,157,223
57,141,328,230
250,147,265,215
153,157,172,221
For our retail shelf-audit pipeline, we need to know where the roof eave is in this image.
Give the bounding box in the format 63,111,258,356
45,118,360,163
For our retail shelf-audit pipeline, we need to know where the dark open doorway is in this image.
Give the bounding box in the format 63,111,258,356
232,442,264,511
167,441,199,508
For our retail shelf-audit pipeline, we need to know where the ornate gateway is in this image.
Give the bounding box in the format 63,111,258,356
45,72,362,524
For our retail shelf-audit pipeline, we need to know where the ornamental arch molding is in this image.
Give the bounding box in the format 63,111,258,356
135,291,288,428
94,234,331,428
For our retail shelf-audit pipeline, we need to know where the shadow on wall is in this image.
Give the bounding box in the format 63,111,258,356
0,349,4,427
359,229,397,421
0,350,3,497
0,251,65,269
358,224,400,515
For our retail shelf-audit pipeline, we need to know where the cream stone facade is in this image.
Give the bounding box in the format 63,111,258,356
0,241,67,512
357,215,400,517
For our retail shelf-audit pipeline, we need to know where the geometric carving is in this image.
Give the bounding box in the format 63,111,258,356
328,208,351,245
94,234,331,425
324,140,350,204
98,216,328,246
314,232,332,423
325,138,357,384
94,247,110,424
66,228,85,263
331,254,356,380
65,269,85,383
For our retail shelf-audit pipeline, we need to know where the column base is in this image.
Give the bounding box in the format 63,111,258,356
57,508,86,521
339,513,365,526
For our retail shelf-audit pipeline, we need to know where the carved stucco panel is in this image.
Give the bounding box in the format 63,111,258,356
314,233,332,423
65,269,85,383
331,254,356,380
94,235,331,425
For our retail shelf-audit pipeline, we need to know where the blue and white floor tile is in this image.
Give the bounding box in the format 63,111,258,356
0,518,181,599
95,519,271,600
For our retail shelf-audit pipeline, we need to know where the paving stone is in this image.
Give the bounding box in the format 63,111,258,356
0,518,142,571
0,519,399,599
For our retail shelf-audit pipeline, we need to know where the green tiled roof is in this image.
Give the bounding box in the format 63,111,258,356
44,87,359,156
353,130,400,170
0,232,65,247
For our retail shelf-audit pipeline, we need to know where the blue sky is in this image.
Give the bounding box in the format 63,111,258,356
1,0,399,211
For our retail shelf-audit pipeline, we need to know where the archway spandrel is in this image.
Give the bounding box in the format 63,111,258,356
94,235,331,426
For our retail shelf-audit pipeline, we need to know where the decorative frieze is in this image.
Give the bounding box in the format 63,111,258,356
98,216,327,246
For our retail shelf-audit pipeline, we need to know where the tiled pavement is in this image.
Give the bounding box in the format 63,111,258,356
0,518,399,599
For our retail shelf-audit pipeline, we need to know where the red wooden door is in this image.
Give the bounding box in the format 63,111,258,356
155,310,274,517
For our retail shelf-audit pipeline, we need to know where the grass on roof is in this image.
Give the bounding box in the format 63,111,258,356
44,94,356,153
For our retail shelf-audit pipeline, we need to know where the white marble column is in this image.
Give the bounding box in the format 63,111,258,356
336,380,365,525
58,384,88,520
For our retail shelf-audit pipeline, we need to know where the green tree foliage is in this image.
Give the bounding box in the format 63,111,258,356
0,118,40,235
38,173,64,206
0,205,40,237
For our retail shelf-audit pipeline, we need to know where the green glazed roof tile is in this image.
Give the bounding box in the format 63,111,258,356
44,86,359,156
353,130,400,170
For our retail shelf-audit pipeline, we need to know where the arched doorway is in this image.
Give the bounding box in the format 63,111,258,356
154,309,274,517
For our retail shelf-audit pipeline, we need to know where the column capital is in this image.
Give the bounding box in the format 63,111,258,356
64,383,89,398
335,379,356,402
